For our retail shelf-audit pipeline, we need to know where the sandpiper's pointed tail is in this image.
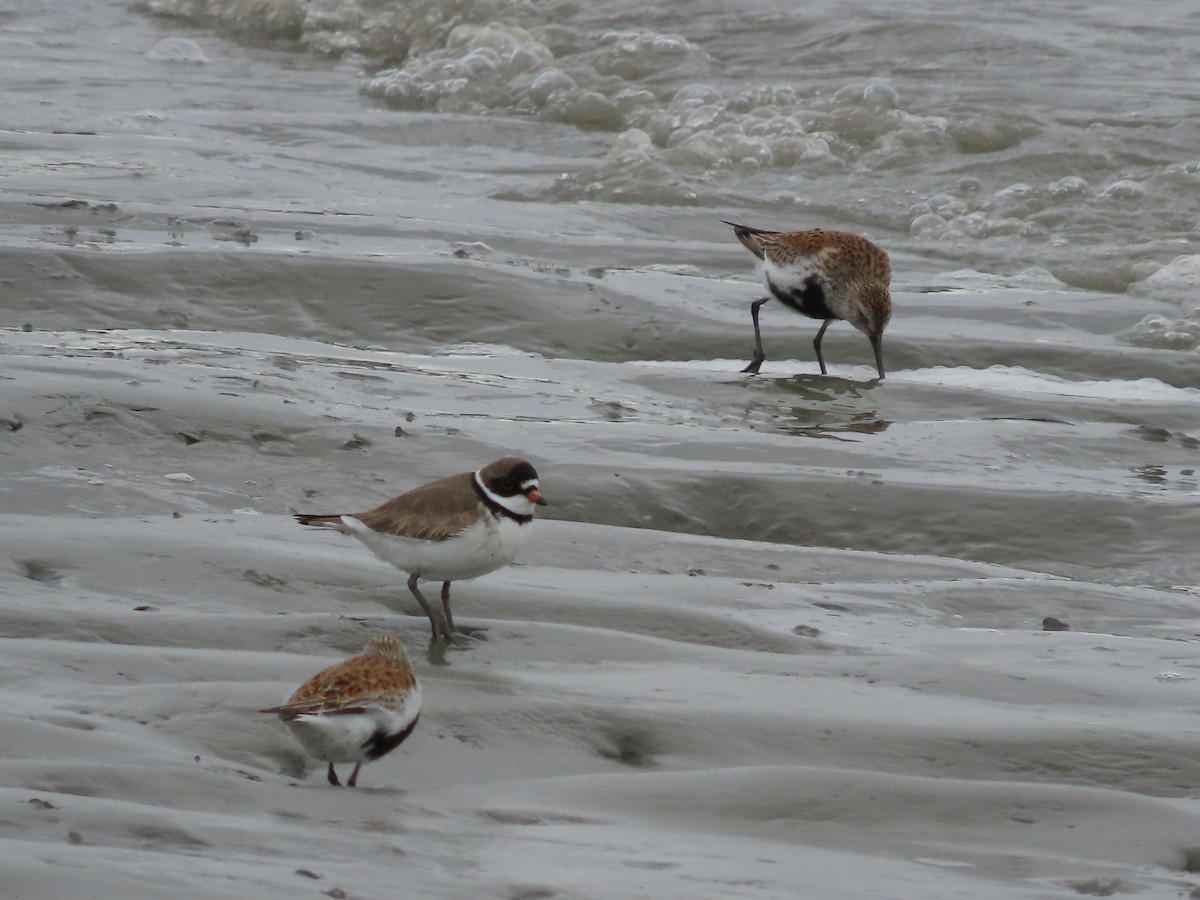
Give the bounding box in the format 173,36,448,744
295,513,346,528
722,220,780,260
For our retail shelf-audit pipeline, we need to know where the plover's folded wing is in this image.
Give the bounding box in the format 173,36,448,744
352,471,484,541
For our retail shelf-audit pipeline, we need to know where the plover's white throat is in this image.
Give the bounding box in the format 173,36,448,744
295,456,547,641
724,220,892,380
260,635,420,788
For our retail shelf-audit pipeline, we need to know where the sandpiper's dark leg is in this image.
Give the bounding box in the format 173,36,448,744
812,319,832,375
741,296,770,375
408,572,449,640
869,334,885,380
440,581,455,634
443,581,488,639
347,762,362,788
327,763,341,787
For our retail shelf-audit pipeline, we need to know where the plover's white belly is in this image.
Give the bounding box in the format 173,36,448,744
344,515,530,582
285,695,421,764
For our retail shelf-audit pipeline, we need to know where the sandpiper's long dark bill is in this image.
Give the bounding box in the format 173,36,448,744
294,457,547,642
260,635,420,788
724,220,892,379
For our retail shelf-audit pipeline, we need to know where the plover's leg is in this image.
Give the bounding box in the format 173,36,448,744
347,762,362,788
407,572,450,640
741,296,770,375
442,581,488,639
327,763,341,787
812,318,833,375
869,333,885,380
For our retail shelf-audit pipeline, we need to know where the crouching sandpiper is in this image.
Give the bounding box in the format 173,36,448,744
261,635,420,788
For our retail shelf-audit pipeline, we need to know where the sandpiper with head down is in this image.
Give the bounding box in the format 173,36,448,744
261,635,421,788
724,221,892,379
295,457,547,641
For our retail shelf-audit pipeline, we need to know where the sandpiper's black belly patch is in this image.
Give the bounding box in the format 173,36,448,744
363,715,420,760
769,274,832,320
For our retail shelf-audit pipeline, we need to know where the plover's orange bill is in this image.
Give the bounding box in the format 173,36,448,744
260,635,420,788
295,457,548,641
725,220,892,379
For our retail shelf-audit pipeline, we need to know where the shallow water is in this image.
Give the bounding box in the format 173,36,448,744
3,0,1200,897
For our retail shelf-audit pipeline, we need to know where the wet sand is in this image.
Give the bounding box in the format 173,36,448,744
4,326,1200,899
4,0,1200,896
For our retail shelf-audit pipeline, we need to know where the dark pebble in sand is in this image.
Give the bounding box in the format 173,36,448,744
22,323,33,332
67,831,83,844
296,869,322,880
1066,876,1134,895
34,199,89,209
132,605,158,612
324,890,347,900
1042,616,1071,631
28,798,55,810
814,601,849,612
243,569,286,589
793,625,821,638
1135,425,1172,443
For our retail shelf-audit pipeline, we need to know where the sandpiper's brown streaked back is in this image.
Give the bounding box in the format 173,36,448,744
724,220,892,379
294,457,547,642
260,635,421,788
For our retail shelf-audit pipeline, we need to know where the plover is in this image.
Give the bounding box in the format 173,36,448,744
295,456,547,641
261,635,420,787
724,220,892,379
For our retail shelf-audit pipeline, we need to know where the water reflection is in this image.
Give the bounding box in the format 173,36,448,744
739,373,891,438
